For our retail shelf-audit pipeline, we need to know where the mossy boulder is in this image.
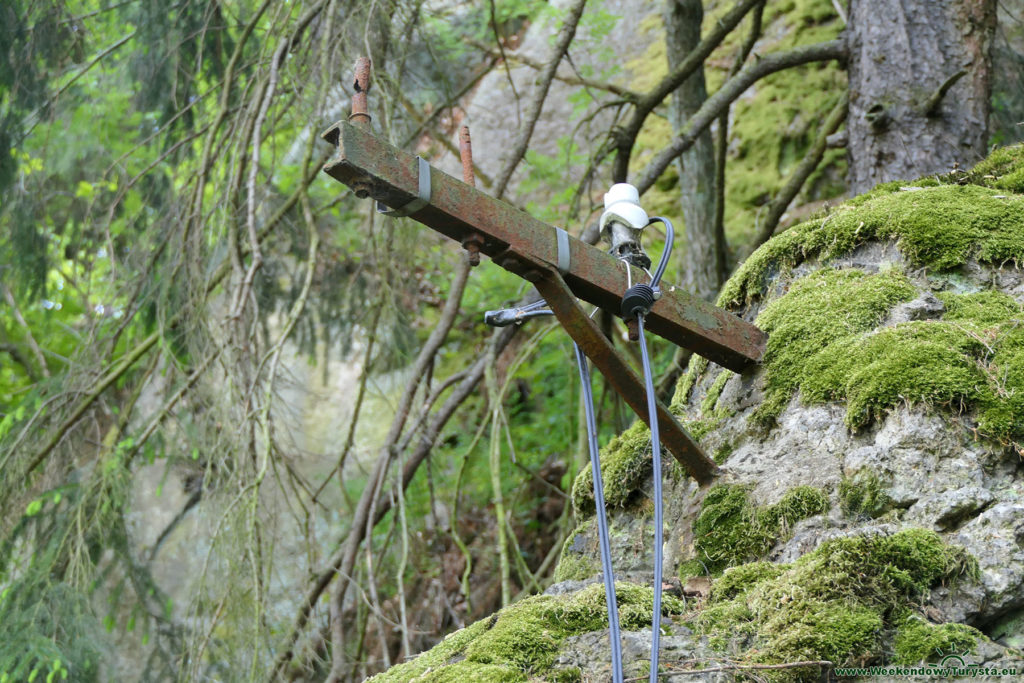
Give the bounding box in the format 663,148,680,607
364,582,685,683
551,143,1024,679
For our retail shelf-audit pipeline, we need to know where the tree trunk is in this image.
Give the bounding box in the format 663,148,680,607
847,0,997,194
664,0,721,302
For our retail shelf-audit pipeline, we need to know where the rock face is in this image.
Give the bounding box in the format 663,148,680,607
367,145,1024,681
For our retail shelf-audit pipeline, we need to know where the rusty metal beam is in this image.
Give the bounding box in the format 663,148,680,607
529,265,719,483
321,120,766,372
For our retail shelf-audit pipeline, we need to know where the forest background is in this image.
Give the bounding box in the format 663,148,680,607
1,0,1023,681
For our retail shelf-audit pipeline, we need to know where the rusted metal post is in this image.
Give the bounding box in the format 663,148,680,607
459,126,475,186
459,126,484,266
346,58,373,199
349,57,372,129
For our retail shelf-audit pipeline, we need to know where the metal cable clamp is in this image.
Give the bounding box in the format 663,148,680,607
555,227,571,276
377,156,431,217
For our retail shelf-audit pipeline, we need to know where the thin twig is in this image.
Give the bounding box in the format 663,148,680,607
492,0,588,199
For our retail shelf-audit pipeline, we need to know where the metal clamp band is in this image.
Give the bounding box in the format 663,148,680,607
377,156,431,217
555,227,570,275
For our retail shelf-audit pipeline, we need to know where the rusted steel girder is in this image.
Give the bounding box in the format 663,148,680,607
528,264,718,483
321,120,767,372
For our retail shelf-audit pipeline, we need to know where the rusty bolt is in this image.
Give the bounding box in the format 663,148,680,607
462,232,484,267
459,126,476,187
626,318,640,342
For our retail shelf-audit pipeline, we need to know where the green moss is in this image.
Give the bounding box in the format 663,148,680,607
366,583,683,683
718,173,1024,309
670,355,708,411
712,442,734,465
893,615,981,665
958,143,1024,194
686,484,829,575
696,529,977,680
553,520,598,583
550,667,582,683
751,267,917,427
722,256,1024,441
700,370,734,414
837,470,893,519
798,290,1024,442
710,561,784,602
571,420,651,515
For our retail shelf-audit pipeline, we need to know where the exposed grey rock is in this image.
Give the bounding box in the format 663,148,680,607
553,628,737,682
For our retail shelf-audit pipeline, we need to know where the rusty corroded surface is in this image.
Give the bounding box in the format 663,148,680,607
532,267,718,483
322,121,767,371
349,57,372,129
458,126,483,266
459,125,475,186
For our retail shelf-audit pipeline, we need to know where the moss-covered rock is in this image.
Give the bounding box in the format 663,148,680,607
364,583,684,683
552,520,598,583
893,614,981,665
718,160,1024,308
571,420,652,515
752,267,918,427
697,529,977,680
681,484,829,576
837,469,893,520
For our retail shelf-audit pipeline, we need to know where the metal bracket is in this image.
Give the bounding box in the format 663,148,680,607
377,156,431,217
527,262,719,485
324,121,767,373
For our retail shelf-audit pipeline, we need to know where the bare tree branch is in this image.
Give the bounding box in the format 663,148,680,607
492,0,588,199
610,0,764,181
751,91,848,250
634,39,847,194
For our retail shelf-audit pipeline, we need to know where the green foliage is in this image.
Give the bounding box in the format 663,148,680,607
697,529,977,680
683,484,828,576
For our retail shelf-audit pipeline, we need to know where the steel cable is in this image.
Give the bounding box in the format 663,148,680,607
573,343,624,683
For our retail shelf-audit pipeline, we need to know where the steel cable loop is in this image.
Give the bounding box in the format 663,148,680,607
573,343,624,683
646,216,674,292
635,313,664,682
